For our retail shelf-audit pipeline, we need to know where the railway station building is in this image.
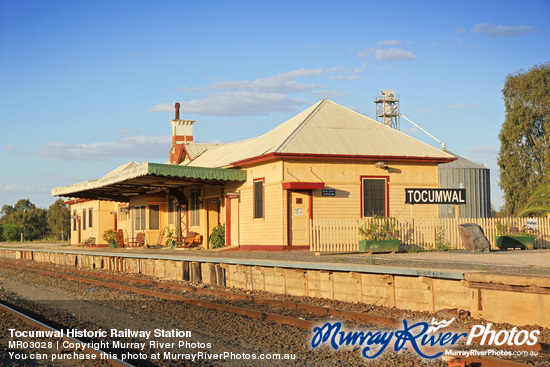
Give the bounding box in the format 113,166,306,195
52,100,458,249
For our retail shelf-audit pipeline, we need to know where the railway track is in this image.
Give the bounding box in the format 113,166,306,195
0,258,548,366
0,301,133,367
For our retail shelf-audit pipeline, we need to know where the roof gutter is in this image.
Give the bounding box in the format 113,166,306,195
231,152,457,168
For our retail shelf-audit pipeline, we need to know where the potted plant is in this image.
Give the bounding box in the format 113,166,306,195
164,227,177,249
358,216,400,253
102,229,118,248
495,221,535,250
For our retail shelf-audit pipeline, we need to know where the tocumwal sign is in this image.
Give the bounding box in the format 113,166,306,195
405,189,466,204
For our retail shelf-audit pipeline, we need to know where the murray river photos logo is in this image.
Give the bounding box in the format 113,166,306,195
310,318,540,360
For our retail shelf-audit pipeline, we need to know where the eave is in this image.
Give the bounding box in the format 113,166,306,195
230,152,457,168
51,162,247,202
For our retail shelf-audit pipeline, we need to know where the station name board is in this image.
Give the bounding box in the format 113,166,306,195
405,189,466,204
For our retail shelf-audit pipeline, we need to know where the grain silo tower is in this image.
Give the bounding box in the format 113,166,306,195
374,90,400,130
438,152,491,218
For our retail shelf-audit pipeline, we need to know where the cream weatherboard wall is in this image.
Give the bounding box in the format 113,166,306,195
221,158,441,249
282,159,439,221
69,200,118,246
230,161,286,248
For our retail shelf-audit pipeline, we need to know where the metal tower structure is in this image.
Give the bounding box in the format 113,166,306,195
374,90,400,130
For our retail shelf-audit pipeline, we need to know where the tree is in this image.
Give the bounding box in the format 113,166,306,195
47,199,70,241
497,62,550,215
0,199,48,240
518,181,550,217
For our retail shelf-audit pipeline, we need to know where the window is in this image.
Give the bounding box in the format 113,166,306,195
168,198,175,225
254,179,264,219
73,211,77,231
82,209,86,230
134,205,146,231
119,205,128,221
88,208,93,228
362,178,387,217
149,205,160,230
191,190,201,226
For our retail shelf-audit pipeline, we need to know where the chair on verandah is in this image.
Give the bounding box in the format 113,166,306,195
127,232,145,247
116,229,125,248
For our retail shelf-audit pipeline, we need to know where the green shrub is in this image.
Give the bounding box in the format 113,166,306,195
102,229,117,245
358,216,400,241
209,224,225,249
3,224,22,242
435,226,452,251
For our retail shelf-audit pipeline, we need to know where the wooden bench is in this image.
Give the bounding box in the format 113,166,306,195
127,232,145,247
182,232,203,248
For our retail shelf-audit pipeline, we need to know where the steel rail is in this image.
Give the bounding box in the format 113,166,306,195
6,260,401,327
0,262,318,329
0,301,134,367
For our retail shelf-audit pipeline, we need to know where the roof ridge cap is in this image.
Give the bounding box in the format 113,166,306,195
274,100,326,152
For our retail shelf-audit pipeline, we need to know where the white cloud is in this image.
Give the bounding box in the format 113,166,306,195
153,68,341,117
417,107,434,114
36,135,171,161
357,47,416,62
401,126,421,135
152,92,309,117
309,89,344,99
205,68,336,93
471,23,538,37
1,183,48,194
375,48,416,61
356,48,374,60
446,103,476,109
149,103,174,113
454,27,466,35
117,129,138,135
179,86,203,92
376,40,399,46
331,74,364,81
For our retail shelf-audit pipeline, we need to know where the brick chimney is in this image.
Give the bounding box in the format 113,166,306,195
169,102,195,164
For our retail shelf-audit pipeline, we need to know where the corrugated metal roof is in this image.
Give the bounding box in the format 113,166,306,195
439,151,488,170
147,163,246,181
184,143,225,160
51,162,246,199
187,99,454,168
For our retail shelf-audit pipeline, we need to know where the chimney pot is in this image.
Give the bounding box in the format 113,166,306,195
175,102,180,120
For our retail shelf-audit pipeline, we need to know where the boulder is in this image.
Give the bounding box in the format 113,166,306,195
458,223,491,252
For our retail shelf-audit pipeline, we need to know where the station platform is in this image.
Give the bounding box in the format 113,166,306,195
1,243,549,327
1,242,548,279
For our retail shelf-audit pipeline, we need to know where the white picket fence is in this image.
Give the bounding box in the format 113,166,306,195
310,217,550,252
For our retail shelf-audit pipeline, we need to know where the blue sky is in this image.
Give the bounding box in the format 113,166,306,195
1,0,549,210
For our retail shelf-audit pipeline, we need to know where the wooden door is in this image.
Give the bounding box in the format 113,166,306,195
289,191,310,246
226,197,239,247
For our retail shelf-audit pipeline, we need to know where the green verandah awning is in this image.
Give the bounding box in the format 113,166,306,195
51,162,247,202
